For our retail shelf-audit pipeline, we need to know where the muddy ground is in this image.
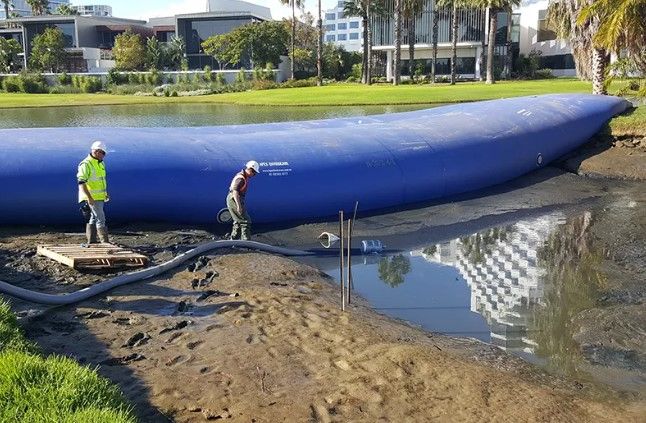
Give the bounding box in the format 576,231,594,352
0,149,645,421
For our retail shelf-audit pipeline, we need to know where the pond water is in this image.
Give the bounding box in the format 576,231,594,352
0,103,431,128
302,201,644,391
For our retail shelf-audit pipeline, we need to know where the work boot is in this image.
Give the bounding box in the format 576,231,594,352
240,225,251,241
97,227,110,244
230,224,240,240
85,224,98,244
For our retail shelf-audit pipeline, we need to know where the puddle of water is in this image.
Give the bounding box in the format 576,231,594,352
309,208,637,388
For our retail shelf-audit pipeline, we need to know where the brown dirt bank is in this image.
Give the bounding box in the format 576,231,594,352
560,131,646,181
6,247,644,422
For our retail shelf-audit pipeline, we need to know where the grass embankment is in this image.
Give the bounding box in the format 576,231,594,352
0,79,592,108
607,105,646,137
0,300,136,423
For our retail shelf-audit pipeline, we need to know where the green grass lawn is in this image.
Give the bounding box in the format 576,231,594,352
0,78,642,136
0,300,136,423
0,79,592,109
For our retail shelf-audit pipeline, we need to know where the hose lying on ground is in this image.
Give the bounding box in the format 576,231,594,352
0,240,312,306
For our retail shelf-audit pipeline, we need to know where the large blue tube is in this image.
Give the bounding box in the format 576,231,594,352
0,94,629,225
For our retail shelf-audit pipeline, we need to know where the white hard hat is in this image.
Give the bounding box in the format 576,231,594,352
245,160,260,174
91,141,107,152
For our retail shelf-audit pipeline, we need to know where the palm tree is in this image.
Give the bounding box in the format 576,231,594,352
317,0,322,86
26,0,48,16
431,6,439,82
56,4,78,15
2,0,10,20
280,0,303,80
393,0,402,84
403,0,426,79
437,0,460,84
579,0,646,74
547,0,607,95
470,0,520,84
343,0,374,84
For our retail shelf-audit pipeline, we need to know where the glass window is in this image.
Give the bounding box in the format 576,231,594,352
325,13,336,21
337,1,344,7
349,32,359,40
184,18,249,54
511,13,520,43
337,12,345,19
326,34,335,42
537,9,556,42
349,21,359,29
338,33,347,41
325,24,335,31
337,22,347,30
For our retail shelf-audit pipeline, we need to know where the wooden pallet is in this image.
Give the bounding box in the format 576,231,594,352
37,244,148,269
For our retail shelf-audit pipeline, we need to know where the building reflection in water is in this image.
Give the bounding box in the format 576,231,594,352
411,212,579,355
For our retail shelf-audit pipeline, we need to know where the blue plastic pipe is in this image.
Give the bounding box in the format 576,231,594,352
0,94,629,225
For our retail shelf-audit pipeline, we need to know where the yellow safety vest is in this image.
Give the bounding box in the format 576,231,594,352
77,155,107,202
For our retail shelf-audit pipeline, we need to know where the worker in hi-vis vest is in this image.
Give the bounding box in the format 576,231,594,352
77,141,110,244
226,160,260,240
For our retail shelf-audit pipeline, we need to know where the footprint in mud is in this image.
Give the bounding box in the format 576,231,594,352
204,323,224,332
77,310,111,319
159,320,193,334
101,353,146,366
123,332,151,348
165,355,189,367
186,340,203,350
166,332,185,344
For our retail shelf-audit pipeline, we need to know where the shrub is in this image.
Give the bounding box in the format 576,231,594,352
80,76,103,93
107,84,151,95
171,90,178,97
145,69,161,86
350,63,362,80
251,79,278,90
57,72,72,85
346,76,357,83
215,72,226,85
107,68,128,85
535,68,554,79
49,85,82,94
280,77,317,88
235,68,248,84
16,72,48,93
127,73,139,84
2,76,20,92
203,65,213,82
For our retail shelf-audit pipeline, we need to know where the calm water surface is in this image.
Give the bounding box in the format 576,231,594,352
0,103,432,128
308,206,643,390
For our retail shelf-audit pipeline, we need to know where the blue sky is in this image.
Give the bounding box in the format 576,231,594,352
93,0,340,21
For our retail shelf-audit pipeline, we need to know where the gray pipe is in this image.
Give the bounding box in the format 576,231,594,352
0,240,312,306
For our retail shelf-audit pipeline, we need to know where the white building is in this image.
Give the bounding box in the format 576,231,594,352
72,4,113,17
373,0,575,80
323,1,363,52
515,0,575,77
414,213,566,353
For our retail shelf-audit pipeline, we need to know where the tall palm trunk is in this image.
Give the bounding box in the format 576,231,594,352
591,47,607,95
3,1,9,20
317,0,322,86
479,7,486,81
366,1,372,85
505,6,513,78
486,8,497,84
450,1,458,85
431,8,438,83
393,0,402,85
291,0,296,79
408,17,416,78
362,13,369,83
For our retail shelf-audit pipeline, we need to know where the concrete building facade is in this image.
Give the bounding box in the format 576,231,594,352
322,1,363,52
72,4,113,18
372,0,575,80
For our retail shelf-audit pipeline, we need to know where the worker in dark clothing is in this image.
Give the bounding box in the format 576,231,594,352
226,160,260,240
